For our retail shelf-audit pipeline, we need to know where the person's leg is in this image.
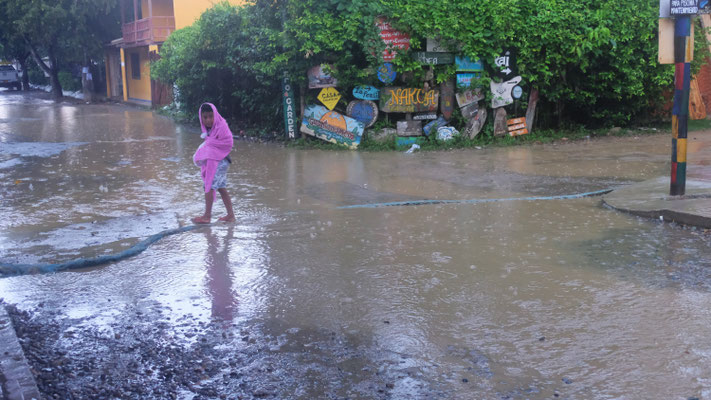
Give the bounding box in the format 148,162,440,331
217,188,235,222
192,190,214,224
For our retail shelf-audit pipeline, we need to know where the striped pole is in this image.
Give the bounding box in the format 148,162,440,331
671,15,692,196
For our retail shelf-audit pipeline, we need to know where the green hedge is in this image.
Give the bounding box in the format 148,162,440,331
153,0,705,132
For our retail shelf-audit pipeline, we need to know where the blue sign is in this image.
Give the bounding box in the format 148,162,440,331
377,63,397,84
346,100,379,128
352,85,380,100
512,85,523,99
423,116,448,136
456,73,481,89
455,56,483,72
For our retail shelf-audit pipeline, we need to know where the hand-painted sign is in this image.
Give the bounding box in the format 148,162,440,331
456,73,481,89
413,112,437,120
491,76,522,108
397,120,423,136
318,87,341,110
346,100,379,128
380,87,440,113
440,80,455,120
426,37,462,52
494,50,517,80
456,56,484,72
460,102,479,120
376,17,410,61
412,52,454,65
464,107,487,139
512,85,523,99
423,116,448,136
670,0,699,14
308,65,337,88
282,77,298,139
437,126,459,141
507,117,528,136
352,85,380,100
300,104,364,149
456,89,484,108
377,63,397,84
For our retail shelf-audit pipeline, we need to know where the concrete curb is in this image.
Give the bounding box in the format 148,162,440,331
603,177,711,229
0,304,41,400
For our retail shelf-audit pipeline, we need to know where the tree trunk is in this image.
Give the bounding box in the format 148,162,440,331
18,53,30,91
26,39,63,100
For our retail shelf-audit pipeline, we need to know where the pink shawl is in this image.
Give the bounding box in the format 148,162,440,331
193,103,234,195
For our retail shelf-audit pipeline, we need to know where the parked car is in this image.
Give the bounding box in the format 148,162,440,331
0,65,22,90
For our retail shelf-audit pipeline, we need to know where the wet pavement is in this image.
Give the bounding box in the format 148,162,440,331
2,89,711,399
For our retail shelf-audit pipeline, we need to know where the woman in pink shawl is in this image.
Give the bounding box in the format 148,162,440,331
191,103,235,224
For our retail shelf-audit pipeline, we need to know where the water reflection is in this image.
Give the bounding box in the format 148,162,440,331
203,227,237,324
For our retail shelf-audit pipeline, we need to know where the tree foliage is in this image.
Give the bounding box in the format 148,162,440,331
0,0,120,99
154,0,700,131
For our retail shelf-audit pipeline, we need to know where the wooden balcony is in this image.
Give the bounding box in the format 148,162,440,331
122,16,175,47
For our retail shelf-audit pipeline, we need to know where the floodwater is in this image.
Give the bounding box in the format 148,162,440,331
2,90,711,399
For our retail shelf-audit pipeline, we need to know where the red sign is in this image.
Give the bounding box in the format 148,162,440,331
376,18,410,61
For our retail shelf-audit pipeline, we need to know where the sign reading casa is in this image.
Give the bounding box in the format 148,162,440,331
318,87,342,110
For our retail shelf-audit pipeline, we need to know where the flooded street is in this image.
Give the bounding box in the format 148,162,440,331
2,90,711,399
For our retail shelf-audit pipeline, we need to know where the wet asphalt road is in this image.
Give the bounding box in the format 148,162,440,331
2,90,711,399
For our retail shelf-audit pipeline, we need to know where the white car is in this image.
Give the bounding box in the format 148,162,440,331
0,65,22,90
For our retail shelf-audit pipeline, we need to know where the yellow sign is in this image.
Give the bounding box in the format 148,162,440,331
318,87,341,110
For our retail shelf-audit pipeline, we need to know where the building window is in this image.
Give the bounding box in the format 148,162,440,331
131,53,140,80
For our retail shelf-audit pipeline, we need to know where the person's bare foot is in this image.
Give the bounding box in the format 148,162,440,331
191,216,211,224
218,215,235,223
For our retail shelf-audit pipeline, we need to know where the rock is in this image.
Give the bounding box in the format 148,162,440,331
609,127,622,135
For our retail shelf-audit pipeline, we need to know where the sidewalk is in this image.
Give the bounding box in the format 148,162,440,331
603,166,711,229
0,304,40,400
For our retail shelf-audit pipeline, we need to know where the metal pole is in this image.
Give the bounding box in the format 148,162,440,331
670,15,691,196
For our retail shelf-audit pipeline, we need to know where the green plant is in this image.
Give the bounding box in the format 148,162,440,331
58,70,81,91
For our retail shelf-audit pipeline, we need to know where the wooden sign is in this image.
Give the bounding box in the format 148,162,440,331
397,120,423,136
464,108,487,139
376,17,410,61
455,56,484,72
412,52,454,65
307,65,337,88
507,117,528,136
671,0,699,15
426,37,462,52
413,112,437,120
460,102,479,119
494,50,517,80
282,77,298,139
300,105,364,149
380,87,440,113
440,80,455,120
318,87,341,110
456,89,484,108
491,76,522,108
352,85,380,100
423,116,448,136
377,63,397,84
346,100,379,128
456,73,481,89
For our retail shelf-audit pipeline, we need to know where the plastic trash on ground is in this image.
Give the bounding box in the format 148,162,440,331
405,144,421,153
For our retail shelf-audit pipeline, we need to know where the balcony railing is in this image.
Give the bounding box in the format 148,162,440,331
122,16,175,47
